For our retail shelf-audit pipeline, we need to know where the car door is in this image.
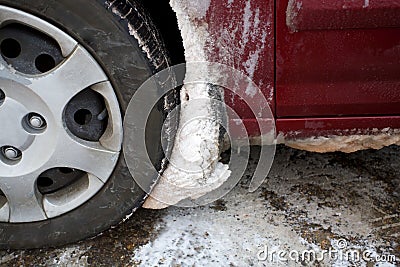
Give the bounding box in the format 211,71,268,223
276,0,400,118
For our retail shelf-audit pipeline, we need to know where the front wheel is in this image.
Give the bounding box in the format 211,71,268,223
0,0,176,249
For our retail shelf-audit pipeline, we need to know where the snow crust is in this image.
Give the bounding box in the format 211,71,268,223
143,0,230,209
279,129,400,153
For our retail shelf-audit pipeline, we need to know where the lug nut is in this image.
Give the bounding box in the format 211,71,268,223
23,113,47,133
29,115,45,129
3,147,21,161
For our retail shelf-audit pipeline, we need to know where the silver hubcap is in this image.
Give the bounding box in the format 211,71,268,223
0,6,123,223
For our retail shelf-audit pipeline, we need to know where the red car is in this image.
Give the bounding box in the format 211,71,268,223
0,0,399,248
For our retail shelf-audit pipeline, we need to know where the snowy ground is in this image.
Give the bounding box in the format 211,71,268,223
1,145,399,266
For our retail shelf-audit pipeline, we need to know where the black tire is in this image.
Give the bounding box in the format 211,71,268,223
0,0,177,249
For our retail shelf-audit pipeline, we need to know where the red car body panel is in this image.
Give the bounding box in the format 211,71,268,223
277,0,400,118
201,0,400,139
206,0,275,117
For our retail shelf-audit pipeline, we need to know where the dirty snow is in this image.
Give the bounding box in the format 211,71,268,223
279,129,400,153
143,0,230,209
181,0,211,19
134,147,400,266
1,146,399,266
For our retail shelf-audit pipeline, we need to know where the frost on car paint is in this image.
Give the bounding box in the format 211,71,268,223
286,0,303,32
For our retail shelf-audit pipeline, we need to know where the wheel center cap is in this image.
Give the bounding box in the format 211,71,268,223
0,77,55,173
0,98,32,148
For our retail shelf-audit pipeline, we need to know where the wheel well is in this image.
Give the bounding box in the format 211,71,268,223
139,0,185,65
